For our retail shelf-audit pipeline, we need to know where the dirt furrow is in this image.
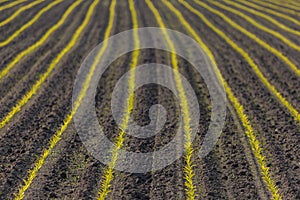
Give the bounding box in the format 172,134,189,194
22,1,133,199
238,1,300,27
219,0,300,45
0,1,87,107
20,1,112,198
0,0,105,198
203,1,300,111
0,0,72,61
156,1,268,199
105,2,185,199
0,0,31,22
173,1,299,198
0,1,299,199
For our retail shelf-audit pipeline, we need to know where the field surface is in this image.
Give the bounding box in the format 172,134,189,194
0,0,299,199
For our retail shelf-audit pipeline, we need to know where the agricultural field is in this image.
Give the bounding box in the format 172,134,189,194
0,0,299,199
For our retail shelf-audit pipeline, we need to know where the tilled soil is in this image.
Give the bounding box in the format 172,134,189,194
167,1,299,199
0,1,90,114
0,0,73,64
0,1,32,22
0,0,299,200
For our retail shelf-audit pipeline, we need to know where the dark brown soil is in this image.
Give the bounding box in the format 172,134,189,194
0,0,299,200
0,1,32,22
